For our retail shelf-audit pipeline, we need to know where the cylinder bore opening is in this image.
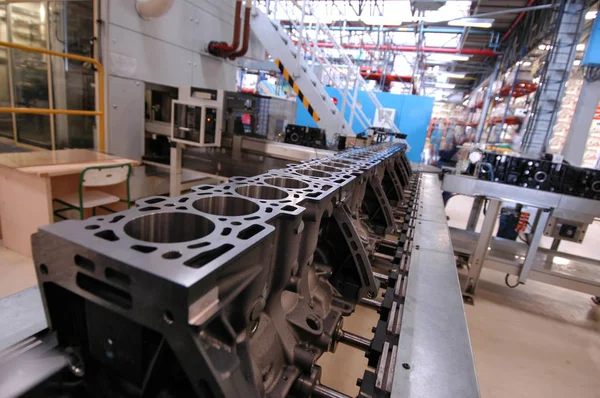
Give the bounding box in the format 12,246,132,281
264,177,309,189
296,169,332,178
306,315,321,331
193,196,259,216
124,212,214,243
235,185,288,200
335,159,359,165
309,164,342,173
323,161,351,169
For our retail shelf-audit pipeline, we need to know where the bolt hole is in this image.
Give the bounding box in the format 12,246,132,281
162,251,182,259
306,315,321,331
40,264,48,275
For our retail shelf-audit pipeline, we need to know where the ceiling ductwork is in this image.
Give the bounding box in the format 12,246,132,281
135,0,174,20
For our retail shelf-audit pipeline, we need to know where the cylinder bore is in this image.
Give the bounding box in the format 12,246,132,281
124,212,215,243
309,164,342,173
193,196,259,216
333,159,360,166
235,185,288,200
322,161,352,169
295,169,332,178
264,177,309,189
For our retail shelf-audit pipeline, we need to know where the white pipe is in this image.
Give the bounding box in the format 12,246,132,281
135,0,174,20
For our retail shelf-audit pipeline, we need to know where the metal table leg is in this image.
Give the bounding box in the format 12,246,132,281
462,199,502,299
169,142,183,197
518,209,551,284
466,196,484,232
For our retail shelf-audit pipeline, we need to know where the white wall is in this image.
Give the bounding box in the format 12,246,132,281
103,0,264,159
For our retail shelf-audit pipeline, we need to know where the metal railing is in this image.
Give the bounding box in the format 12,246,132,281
0,41,105,152
261,0,400,134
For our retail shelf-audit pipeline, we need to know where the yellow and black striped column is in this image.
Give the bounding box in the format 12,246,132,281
275,58,320,123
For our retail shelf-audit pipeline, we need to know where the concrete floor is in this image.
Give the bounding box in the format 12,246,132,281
1,187,600,397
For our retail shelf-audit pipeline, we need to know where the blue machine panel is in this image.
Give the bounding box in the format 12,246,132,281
583,17,600,66
295,89,433,162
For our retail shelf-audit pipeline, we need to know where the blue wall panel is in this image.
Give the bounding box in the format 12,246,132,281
295,90,433,162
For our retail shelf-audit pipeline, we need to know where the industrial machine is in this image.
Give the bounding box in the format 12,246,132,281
443,151,600,302
0,144,477,398
283,124,327,149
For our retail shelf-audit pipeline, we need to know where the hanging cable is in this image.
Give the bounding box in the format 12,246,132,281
479,162,494,181
505,274,520,288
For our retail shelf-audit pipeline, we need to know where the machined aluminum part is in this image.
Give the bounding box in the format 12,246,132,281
32,143,412,398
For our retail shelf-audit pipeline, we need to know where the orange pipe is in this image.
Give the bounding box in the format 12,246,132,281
229,1,252,59
226,0,243,56
0,41,106,152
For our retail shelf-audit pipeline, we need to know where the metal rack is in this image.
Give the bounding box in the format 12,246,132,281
442,174,600,301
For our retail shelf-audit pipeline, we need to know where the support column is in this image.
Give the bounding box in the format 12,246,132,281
475,60,501,143
462,199,502,299
561,79,600,165
522,0,586,155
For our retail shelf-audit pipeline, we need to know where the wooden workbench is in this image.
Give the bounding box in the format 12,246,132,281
0,149,139,257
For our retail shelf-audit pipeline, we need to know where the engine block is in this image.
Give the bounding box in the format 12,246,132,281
31,143,415,398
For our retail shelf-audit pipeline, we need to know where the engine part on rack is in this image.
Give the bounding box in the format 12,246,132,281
284,124,327,149
27,143,423,398
475,152,600,200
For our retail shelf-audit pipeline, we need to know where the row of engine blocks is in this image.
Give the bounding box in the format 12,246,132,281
32,143,419,398
477,152,600,199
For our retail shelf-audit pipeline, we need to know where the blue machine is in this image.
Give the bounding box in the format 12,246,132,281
583,16,600,66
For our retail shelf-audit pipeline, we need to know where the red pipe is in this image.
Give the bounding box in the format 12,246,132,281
225,0,243,55
300,41,500,56
501,0,536,42
229,1,252,59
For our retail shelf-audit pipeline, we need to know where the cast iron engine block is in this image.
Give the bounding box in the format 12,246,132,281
31,143,413,398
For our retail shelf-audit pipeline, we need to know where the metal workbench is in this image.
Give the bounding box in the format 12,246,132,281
442,174,600,300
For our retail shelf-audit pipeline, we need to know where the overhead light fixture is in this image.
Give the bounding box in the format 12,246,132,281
427,54,471,63
538,44,551,51
523,61,532,67
576,43,585,51
442,72,467,79
39,3,46,23
435,83,456,89
448,18,494,29
574,59,581,66
585,11,597,20
360,16,403,26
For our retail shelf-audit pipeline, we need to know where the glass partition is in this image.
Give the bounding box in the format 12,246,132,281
48,0,95,149
9,2,51,148
0,6,13,139
0,1,96,150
